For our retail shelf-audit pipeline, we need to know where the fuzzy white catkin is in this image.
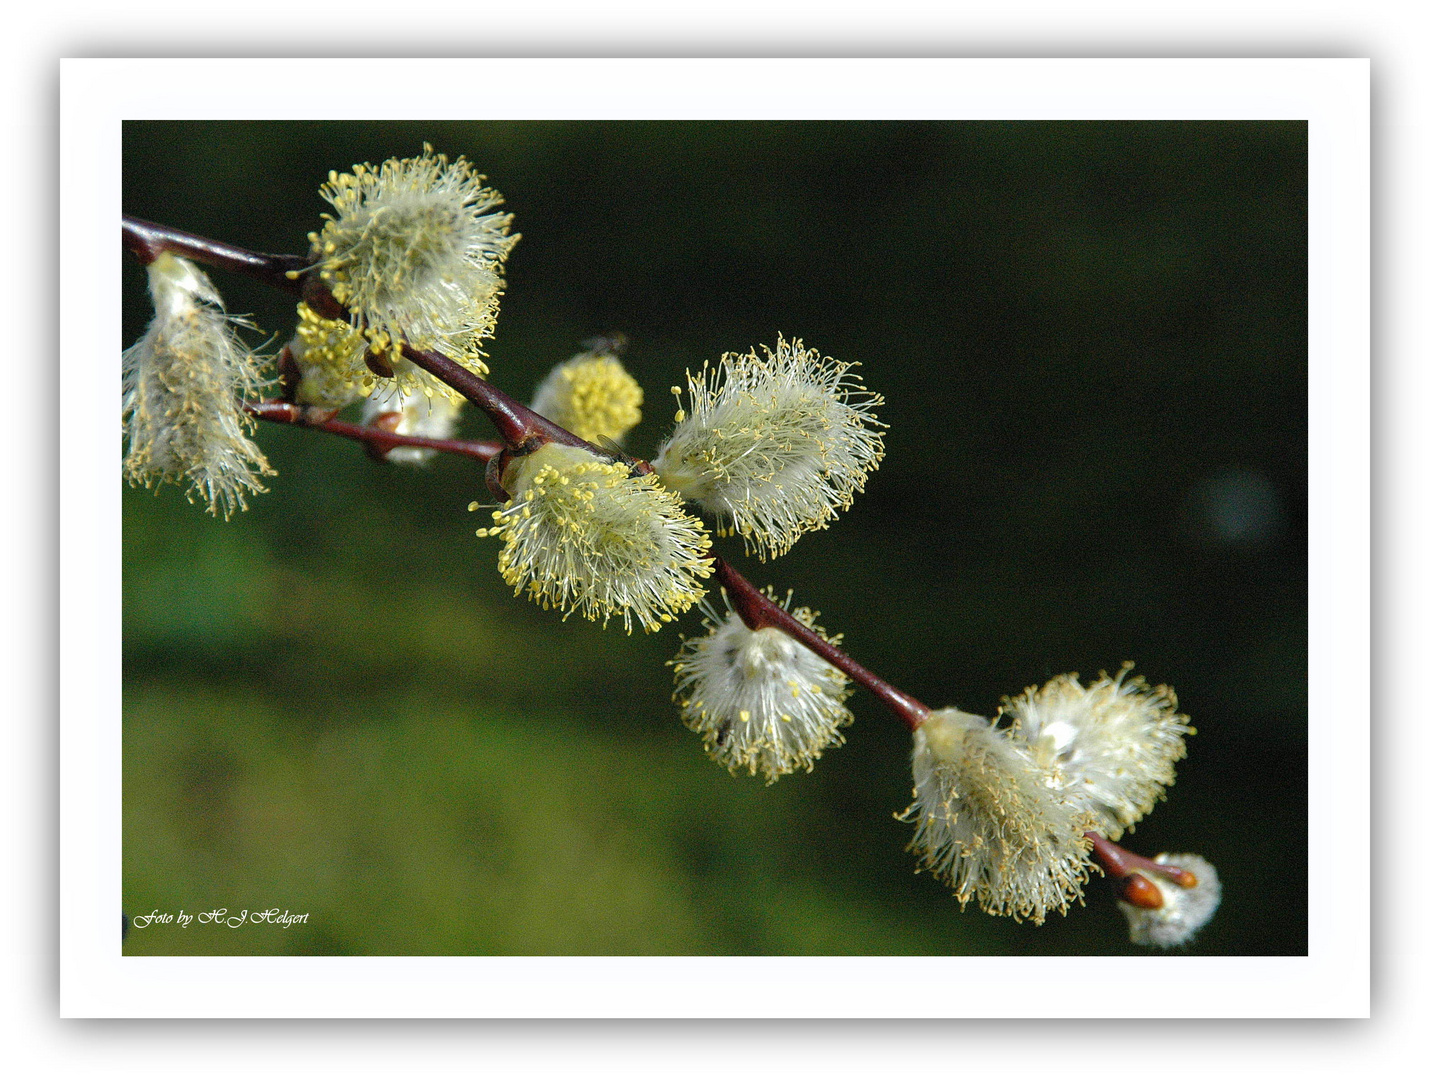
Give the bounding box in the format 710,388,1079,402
122,253,273,517
1001,666,1191,841
476,442,713,632
652,336,885,560
903,707,1095,923
1118,854,1221,947
902,667,1196,924
671,592,852,782
305,145,518,398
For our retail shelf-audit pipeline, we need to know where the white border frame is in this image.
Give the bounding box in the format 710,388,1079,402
60,57,1368,1018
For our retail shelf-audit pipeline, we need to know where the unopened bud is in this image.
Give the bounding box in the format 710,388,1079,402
1118,853,1221,947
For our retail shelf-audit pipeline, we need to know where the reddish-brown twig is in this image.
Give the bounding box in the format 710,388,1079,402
125,217,940,738
1087,831,1198,909
123,215,313,296
713,557,931,731
245,401,502,463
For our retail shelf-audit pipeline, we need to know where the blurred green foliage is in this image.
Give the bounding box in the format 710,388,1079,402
123,121,1306,955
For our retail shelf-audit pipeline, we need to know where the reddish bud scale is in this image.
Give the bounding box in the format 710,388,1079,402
1120,873,1164,909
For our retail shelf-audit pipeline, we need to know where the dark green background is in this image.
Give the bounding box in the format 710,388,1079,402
122,121,1306,955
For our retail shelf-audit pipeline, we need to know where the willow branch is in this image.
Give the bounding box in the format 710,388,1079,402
1087,831,1200,909
400,345,635,501
245,401,502,463
1087,832,1198,888
713,556,931,732
123,216,312,296
123,215,934,737
399,346,611,454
